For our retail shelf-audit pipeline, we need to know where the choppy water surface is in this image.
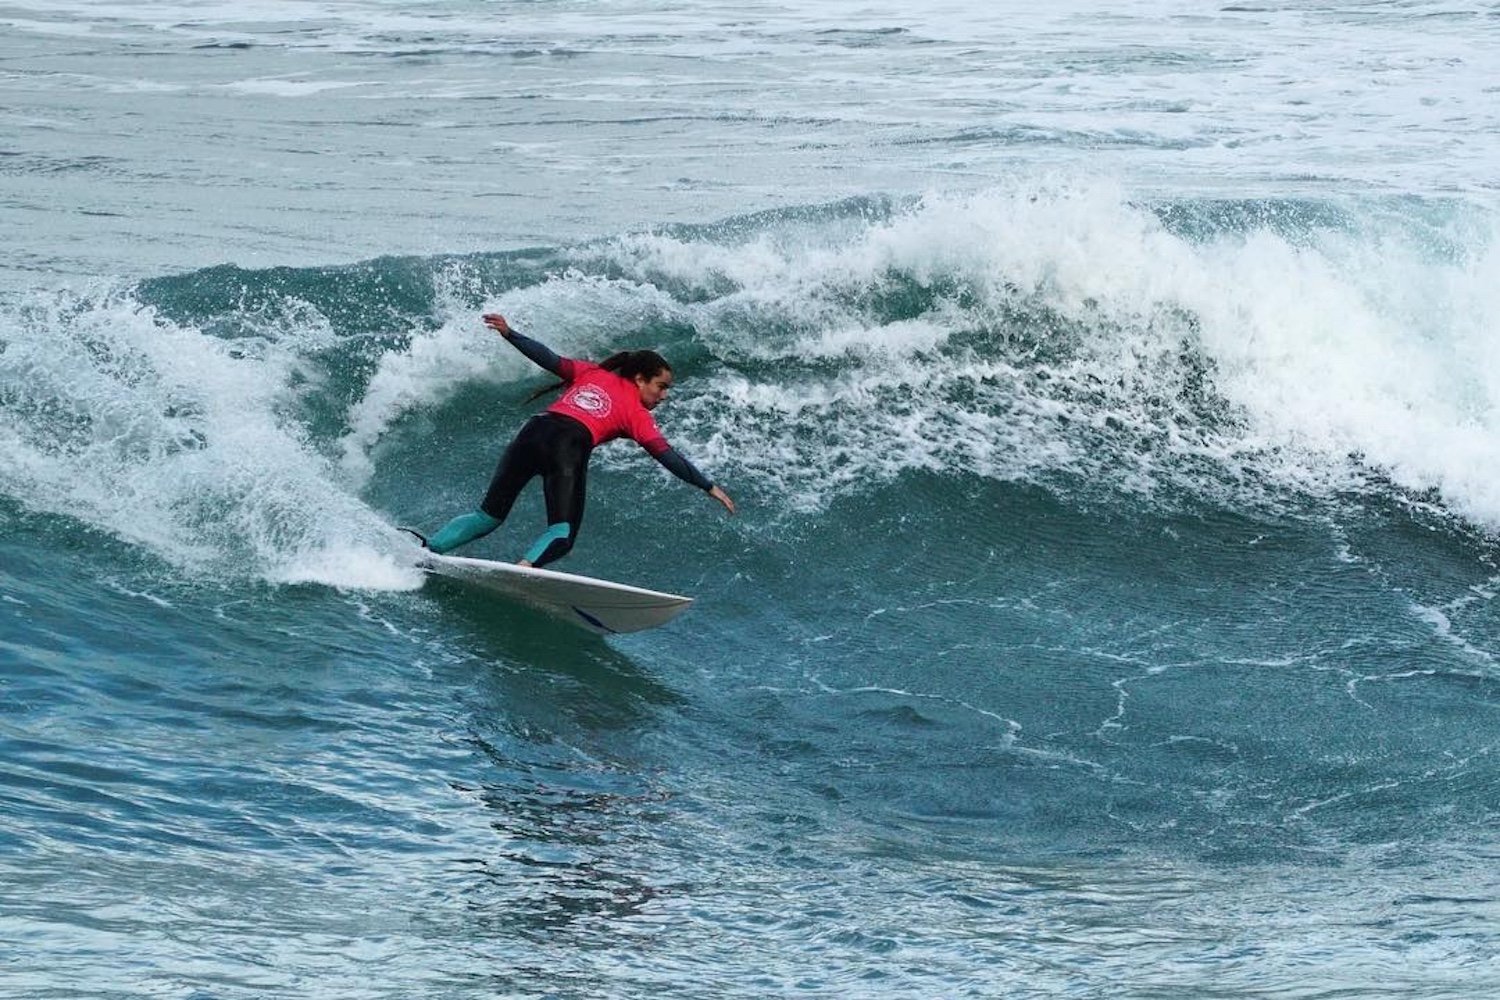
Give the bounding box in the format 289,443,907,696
3,2,1499,997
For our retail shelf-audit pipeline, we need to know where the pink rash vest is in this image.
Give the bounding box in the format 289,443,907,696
546,358,671,456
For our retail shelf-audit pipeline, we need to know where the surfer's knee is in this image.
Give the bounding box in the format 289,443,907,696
428,510,501,554
525,522,574,567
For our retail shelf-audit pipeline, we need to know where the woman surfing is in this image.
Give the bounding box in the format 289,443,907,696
410,313,735,567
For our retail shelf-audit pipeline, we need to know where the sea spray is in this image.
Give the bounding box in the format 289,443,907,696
0,283,415,587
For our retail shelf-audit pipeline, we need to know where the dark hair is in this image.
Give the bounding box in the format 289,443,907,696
527,350,672,403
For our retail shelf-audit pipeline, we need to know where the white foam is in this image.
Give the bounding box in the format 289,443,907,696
1408,601,1496,668
0,283,406,584
576,183,1500,527
268,544,425,591
337,267,682,483
215,78,369,98
332,181,1500,531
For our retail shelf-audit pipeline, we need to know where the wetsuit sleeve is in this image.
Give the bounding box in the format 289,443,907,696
652,446,715,491
505,331,573,378
630,408,714,490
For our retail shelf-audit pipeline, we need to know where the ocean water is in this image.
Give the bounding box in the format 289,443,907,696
3,1,1500,997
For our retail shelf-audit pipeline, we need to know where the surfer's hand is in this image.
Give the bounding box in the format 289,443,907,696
709,485,736,515
482,313,513,338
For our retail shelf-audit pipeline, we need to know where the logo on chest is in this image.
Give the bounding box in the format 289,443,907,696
565,385,613,418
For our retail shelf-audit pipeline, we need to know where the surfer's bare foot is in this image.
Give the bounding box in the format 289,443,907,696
518,559,533,568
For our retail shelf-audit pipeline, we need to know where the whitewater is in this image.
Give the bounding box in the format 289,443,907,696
3,2,1499,998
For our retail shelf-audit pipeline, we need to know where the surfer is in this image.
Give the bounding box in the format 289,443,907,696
413,313,735,567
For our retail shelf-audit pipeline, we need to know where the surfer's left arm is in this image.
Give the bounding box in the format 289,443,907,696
645,441,737,514
483,312,568,377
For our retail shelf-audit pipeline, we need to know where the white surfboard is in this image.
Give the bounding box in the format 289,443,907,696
420,552,693,634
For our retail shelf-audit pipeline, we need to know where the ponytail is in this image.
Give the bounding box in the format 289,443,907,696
526,380,567,404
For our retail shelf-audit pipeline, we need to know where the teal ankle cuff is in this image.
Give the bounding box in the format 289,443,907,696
429,511,501,554
524,522,572,564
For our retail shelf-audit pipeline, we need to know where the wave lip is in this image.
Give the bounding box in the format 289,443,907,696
551,186,1500,527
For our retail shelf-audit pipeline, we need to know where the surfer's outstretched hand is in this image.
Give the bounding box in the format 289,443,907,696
709,485,737,515
482,313,513,338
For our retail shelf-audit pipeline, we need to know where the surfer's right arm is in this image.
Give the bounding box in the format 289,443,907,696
483,313,568,377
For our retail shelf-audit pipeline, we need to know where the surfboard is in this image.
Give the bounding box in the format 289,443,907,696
419,551,694,634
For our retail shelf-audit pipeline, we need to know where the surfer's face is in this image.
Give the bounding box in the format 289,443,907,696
636,370,673,409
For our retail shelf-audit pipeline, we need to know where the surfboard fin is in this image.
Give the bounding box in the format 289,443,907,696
397,527,429,549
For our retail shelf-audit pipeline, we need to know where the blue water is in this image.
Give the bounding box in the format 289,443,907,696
4,3,1500,997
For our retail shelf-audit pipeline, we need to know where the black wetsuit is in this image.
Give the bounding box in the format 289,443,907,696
479,412,594,566
423,329,715,565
